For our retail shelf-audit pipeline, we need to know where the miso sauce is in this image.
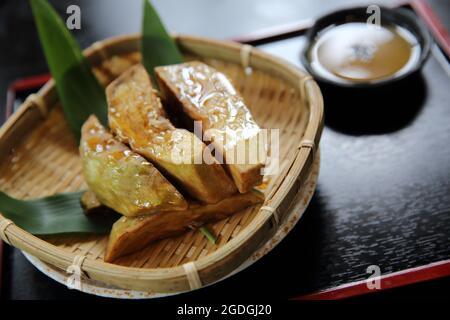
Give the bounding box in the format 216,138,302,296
308,22,421,83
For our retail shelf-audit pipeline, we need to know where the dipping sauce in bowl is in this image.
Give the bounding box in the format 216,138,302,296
309,22,421,83
302,7,431,88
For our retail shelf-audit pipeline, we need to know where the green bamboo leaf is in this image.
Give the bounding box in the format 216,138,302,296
30,0,108,141
142,0,183,81
0,191,119,235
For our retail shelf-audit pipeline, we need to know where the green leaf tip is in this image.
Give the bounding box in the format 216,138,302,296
200,226,217,244
141,0,184,82
30,0,108,141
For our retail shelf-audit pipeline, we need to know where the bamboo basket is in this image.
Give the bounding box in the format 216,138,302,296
0,34,323,293
22,150,320,299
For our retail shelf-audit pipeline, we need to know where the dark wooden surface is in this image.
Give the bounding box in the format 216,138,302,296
258,37,450,290
1,0,450,300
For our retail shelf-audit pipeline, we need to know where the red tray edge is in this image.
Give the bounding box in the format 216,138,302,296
294,260,450,300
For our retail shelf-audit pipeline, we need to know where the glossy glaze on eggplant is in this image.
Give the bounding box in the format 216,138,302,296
156,62,266,193
80,115,187,217
106,64,237,203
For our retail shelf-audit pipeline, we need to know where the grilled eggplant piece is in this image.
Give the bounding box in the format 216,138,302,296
80,115,187,217
156,62,266,193
106,64,236,204
105,190,263,262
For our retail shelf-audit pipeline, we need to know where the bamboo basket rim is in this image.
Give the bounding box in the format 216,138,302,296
0,34,324,290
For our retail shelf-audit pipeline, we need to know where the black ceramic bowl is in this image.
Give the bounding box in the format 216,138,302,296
301,6,432,89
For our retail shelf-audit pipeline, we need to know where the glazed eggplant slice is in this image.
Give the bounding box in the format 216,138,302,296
105,190,264,262
156,62,266,193
106,64,236,204
80,115,187,217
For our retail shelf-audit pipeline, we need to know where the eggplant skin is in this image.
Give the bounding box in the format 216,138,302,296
79,115,187,217
106,64,237,204
104,190,264,262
